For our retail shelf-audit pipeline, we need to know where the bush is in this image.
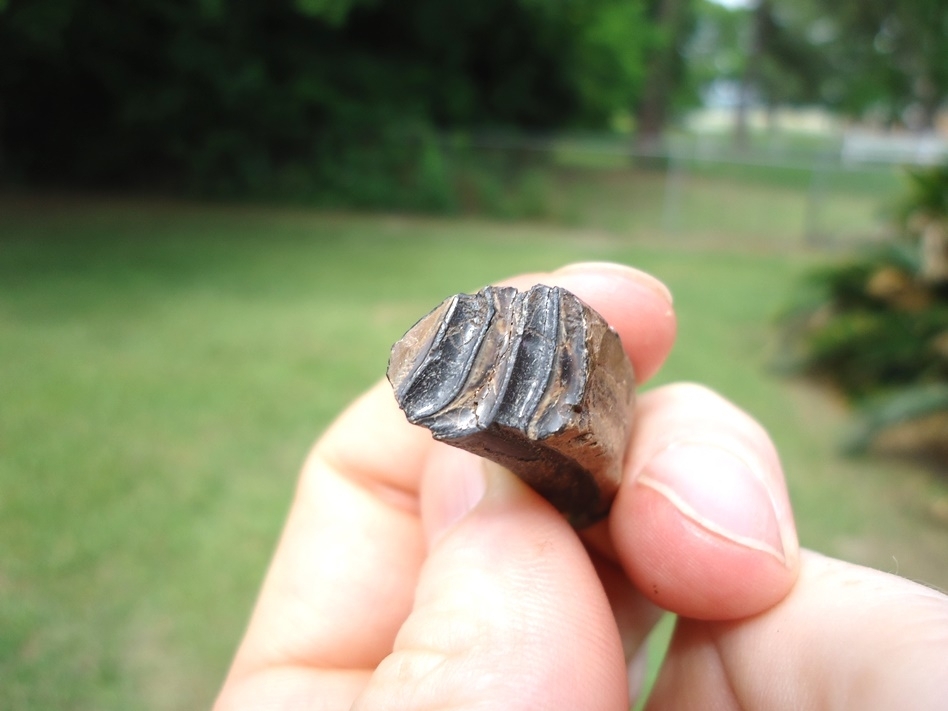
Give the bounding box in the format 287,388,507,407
779,164,948,457
0,0,651,210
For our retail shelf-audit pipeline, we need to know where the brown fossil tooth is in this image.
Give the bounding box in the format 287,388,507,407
387,284,636,528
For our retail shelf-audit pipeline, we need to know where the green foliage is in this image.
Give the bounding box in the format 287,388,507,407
686,0,749,89
688,0,948,128
896,164,948,229
293,0,376,26
780,165,948,455
801,0,947,126
0,0,660,205
802,297,946,398
558,0,652,118
781,244,948,392
686,0,828,113
843,383,948,454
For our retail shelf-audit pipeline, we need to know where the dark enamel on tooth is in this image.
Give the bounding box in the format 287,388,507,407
388,284,636,528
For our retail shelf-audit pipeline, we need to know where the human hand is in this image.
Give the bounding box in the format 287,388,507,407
214,263,948,710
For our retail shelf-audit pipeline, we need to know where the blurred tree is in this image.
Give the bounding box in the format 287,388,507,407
685,0,748,95
685,0,948,138
0,0,657,203
735,0,826,146
633,0,696,153
732,0,766,149
685,0,826,147
807,0,948,129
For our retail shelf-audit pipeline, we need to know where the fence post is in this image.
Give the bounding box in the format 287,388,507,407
662,141,687,236
804,149,832,248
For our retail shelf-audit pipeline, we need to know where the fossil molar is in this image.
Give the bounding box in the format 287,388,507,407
387,284,636,528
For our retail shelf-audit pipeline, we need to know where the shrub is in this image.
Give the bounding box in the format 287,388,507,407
779,164,948,458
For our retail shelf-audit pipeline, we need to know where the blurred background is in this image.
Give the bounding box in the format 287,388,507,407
1,0,946,708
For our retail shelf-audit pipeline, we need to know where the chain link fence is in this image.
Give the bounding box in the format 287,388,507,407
436,130,943,252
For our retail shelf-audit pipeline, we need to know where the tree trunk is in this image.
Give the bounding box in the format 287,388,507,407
633,0,682,158
733,0,771,151
0,99,5,181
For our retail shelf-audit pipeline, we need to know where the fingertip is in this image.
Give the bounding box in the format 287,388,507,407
554,262,674,306
608,385,800,621
614,483,797,620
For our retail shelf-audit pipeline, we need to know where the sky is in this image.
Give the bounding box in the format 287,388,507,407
709,0,755,8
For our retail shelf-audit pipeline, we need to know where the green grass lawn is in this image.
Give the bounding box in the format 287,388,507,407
1,196,946,710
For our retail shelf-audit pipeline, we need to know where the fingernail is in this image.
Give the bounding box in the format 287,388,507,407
425,462,487,546
555,262,674,305
636,444,789,566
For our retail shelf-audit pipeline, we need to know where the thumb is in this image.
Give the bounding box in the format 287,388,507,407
351,448,629,711
649,550,948,709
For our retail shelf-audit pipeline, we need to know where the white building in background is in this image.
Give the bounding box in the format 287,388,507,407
685,78,948,166
685,105,840,135
841,130,948,166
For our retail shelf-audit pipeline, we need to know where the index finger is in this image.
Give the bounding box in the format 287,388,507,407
217,262,677,705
